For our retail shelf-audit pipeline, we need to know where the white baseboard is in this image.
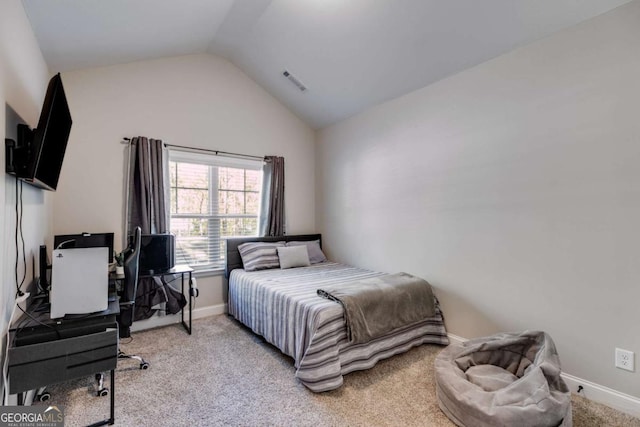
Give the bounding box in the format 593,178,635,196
561,373,640,418
130,303,226,332
446,333,640,418
446,333,466,346
192,304,228,318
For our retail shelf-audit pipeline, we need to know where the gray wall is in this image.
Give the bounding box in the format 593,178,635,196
56,54,316,313
317,2,640,397
0,1,52,398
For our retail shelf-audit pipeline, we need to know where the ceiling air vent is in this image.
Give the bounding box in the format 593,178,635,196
283,70,307,92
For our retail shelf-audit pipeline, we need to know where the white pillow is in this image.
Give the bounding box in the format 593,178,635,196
277,246,311,269
286,240,327,264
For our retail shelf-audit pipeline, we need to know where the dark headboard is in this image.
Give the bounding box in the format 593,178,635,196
225,234,322,278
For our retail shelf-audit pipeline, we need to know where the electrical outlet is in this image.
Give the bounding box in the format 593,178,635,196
615,348,635,372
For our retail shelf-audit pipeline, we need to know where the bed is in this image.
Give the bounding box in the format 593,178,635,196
225,234,449,392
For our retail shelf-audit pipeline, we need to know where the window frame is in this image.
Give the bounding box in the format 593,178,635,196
168,149,263,272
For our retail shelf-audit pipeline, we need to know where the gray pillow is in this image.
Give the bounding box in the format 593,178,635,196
286,240,327,264
277,246,311,269
238,242,285,272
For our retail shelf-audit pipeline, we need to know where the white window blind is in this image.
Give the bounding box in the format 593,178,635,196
168,150,263,271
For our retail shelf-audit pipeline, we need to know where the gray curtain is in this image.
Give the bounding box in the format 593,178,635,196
126,136,185,321
127,137,167,235
259,156,285,236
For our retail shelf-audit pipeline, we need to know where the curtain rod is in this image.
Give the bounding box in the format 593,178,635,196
121,138,264,161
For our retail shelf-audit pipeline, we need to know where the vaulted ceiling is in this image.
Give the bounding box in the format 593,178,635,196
22,0,632,129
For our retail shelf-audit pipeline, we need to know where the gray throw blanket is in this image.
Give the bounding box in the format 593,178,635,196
317,272,436,344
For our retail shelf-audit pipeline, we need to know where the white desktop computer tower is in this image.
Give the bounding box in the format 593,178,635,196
50,247,109,319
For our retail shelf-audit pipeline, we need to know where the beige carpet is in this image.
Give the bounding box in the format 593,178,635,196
40,315,640,427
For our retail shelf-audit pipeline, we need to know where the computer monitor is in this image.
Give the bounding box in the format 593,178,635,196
135,234,175,274
53,232,114,262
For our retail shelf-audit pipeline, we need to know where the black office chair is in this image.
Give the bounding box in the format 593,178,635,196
95,226,148,397
117,226,148,364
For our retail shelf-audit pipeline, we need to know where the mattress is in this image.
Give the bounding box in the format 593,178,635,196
228,262,449,392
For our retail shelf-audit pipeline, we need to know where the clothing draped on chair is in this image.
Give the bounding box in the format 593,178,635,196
259,156,285,237
126,136,185,321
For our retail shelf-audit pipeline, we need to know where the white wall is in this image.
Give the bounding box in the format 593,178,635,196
56,54,316,310
317,1,640,398
0,1,51,397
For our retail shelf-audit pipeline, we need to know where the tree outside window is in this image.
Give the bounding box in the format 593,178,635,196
169,154,262,270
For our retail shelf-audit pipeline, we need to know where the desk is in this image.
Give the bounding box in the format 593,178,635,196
8,299,119,427
139,264,194,335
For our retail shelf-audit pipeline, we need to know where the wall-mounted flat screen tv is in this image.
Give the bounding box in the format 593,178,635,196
4,73,72,191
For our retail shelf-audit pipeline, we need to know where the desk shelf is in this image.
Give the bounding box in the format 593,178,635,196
138,264,194,335
8,328,117,394
8,302,119,426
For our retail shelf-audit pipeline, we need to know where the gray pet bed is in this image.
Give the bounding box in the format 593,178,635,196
435,331,572,427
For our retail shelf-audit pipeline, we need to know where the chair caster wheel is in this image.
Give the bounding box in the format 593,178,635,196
140,362,149,370
38,392,51,402
97,388,109,397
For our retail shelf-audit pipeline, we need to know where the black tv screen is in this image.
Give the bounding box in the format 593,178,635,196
30,73,72,190
7,73,72,191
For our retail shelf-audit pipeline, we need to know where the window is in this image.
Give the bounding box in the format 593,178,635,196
169,150,262,271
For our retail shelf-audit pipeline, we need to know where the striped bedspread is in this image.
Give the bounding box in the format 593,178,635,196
228,262,449,392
